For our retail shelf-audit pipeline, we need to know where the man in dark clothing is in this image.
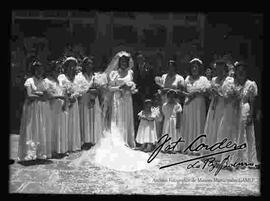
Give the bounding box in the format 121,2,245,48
132,52,157,137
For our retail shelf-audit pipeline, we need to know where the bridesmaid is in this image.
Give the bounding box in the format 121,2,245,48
136,99,159,152
180,58,211,155
215,68,242,167
155,59,185,105
44,61,68,156
17,61,52,161
234,61,259,169
203,59,227,153
78,57,103,147
59,57,82,153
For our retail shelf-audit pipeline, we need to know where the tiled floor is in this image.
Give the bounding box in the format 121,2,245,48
9,135,260,195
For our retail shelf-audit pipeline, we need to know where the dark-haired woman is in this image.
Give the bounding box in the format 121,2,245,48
77,57,103,146
203,59,227,150
17,61,52,161
180,58,211,154
107,53,137,148
155,59,185,105
58,57,81,153
234,62,259,169
44,61,68,156
215,64,242,166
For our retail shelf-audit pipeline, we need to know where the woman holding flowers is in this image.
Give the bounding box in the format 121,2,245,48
77,57,103,146
106,52,138,148
234,61,259,169
58,57,81,152
18,61,52,161
154,59,185,105
180,58,211,154
44,61,68,156
203,59,227,149
69,51,160,172
215,64,243,165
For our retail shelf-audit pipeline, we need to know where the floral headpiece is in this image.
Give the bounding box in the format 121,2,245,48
64,57,78,64
117,51,131,58
190,58,203,65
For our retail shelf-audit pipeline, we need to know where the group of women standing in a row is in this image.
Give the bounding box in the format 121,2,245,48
17,56,104,161
17,50,259,171
152,57,259,169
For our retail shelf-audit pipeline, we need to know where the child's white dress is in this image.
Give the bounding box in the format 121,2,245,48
136,108,159,144
162,102,182,146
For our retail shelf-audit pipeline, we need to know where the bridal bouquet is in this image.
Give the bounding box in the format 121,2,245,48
119,81,138,94
25,140,40,161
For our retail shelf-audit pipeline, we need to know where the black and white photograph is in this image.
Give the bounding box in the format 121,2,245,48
9,10,262,195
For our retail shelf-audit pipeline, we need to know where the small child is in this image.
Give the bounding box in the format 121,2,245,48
161,90,182,153
136,99,159,152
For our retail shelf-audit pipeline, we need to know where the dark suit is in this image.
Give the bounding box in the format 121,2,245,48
132,62,157,136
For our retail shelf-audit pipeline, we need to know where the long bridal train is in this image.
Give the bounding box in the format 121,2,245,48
69,123,160,172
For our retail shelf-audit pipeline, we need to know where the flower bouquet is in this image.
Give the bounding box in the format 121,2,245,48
242,81,258,103
222,77,240,99
62,81,79,111
75,76,91,97
138,111,155,121
154,76,163,88
221,77,242,108
197,77,211,93
185,77,211,105
119,81,138,95
92,72,108,88
208,81,224,110
25,140,40,161
87,73,107,95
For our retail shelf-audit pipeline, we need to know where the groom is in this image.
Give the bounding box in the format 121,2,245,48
133,51,156,136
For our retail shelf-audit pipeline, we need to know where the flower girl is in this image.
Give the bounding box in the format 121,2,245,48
136,99,159,152
161,90,182,153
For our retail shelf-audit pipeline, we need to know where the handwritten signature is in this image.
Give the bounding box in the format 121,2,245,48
147,134,247,176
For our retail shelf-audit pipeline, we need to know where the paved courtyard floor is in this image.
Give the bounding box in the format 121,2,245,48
9,135,260,195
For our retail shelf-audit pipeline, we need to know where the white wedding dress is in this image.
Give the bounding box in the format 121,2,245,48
69,123,160,171
69,51,160,172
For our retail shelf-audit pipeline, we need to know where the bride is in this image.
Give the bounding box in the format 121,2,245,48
69,51,160,171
